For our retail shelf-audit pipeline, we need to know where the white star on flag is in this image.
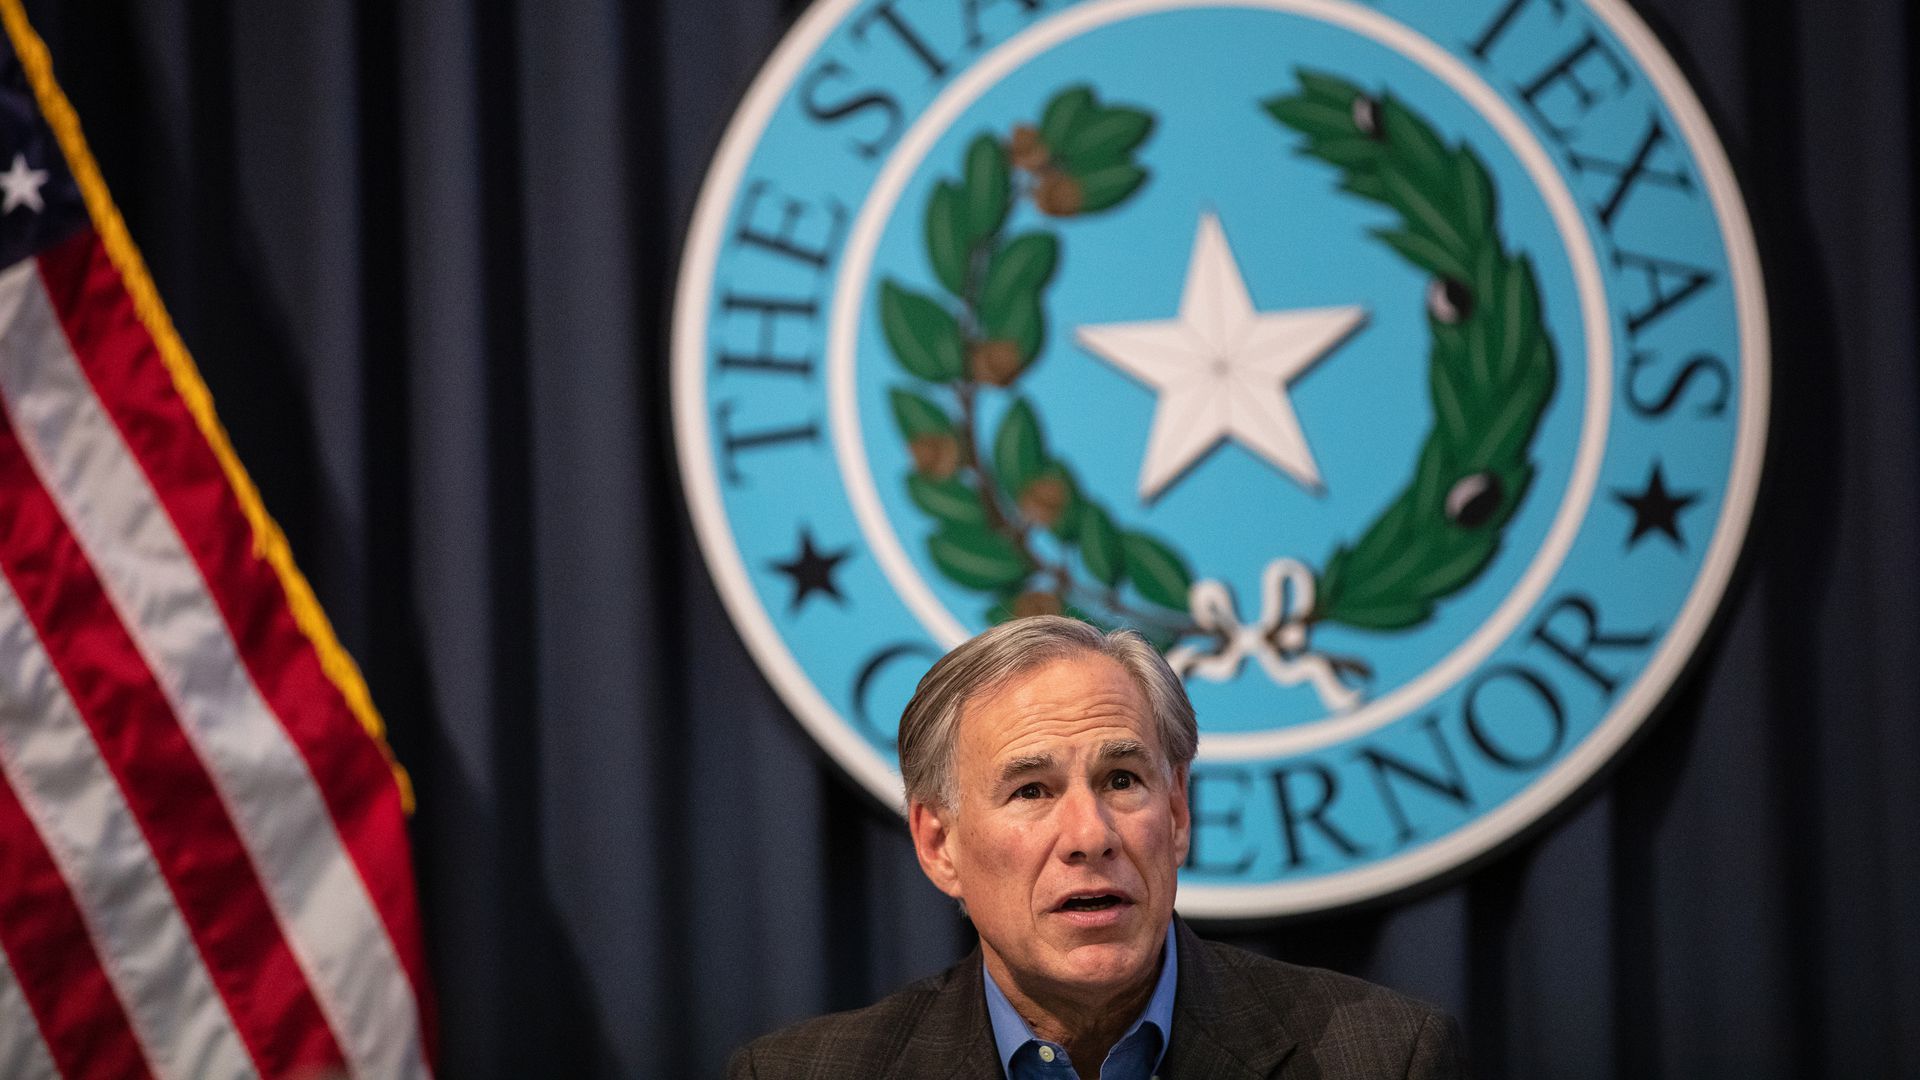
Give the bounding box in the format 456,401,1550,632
0,152,49,214
1076,211,1367,500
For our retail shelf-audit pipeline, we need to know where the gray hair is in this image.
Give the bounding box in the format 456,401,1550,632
897,616,1198,811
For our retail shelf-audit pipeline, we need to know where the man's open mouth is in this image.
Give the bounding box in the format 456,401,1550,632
1058,893,1127,912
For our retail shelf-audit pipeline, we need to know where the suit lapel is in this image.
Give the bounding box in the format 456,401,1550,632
884,947,1005,1080
1159,919,1301,1080
884,923,1307,1080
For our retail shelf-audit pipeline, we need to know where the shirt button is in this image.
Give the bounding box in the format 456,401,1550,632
1038,1046,1056,1063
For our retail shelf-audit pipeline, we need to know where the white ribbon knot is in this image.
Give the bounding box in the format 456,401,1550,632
1166,558,1363,713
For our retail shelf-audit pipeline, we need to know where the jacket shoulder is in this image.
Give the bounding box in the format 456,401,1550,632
1189,937,1465,1078
726,967,960,1080
1201,935,1438,1020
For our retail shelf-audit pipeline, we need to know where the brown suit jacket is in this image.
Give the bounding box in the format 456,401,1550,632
728,919,1466,1079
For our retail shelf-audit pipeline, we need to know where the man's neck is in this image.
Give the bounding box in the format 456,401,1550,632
982,946,1165,1080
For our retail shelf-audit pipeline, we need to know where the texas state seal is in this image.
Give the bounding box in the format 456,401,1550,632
673,0,1769,917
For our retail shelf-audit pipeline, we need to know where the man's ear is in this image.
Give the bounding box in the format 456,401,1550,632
1170,767,1192,868
908,799,963,900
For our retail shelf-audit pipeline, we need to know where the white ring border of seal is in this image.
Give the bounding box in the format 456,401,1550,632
672,0,1771,917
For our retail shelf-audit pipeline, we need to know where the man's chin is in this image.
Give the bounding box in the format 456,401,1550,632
1046,936,1161,993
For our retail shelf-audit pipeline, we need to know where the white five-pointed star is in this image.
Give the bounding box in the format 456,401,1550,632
0,154,48,214
1076,212,1367,500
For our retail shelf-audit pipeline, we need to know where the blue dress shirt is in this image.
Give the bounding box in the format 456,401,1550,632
982,923,1178,1080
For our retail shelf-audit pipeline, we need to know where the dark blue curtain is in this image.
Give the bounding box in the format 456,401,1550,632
25,0,1919,1076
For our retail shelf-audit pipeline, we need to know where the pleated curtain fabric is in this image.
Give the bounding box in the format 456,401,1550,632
17,0,1918,1077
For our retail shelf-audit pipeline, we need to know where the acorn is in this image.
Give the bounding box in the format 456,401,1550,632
909,433,960,479
1033,171,1084,217
1351,94,1383,139
1444,471,1502,528
1012,591,1063,618
1426,277,1473,324
1010,125,1049,171
1017,474,1070,528
969,339,1023,386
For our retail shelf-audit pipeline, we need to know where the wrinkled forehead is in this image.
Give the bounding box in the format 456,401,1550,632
953,652,1160,763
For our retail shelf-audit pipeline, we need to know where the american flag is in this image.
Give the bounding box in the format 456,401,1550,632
0,5,434,1077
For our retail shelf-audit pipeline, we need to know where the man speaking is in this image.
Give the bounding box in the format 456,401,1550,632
730,617,1465,1079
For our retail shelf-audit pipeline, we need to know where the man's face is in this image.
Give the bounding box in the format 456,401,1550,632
909,653,1190,1003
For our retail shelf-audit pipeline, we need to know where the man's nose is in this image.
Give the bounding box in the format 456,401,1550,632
1057,784,1118,862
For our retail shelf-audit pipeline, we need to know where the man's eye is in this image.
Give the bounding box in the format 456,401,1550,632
1110,772,1137,790
1014,783,1045,800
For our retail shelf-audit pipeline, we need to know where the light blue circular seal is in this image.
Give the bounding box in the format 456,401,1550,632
674,0,1769,917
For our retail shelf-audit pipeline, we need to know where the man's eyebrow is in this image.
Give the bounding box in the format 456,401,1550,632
1099,739,1151,762
996,753,1053,786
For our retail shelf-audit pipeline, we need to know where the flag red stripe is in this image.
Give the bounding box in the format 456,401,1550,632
35,228,438,1053
0,760,153,1080
0,374,349,1076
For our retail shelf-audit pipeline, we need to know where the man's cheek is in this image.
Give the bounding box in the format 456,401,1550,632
999,817,1051,857
964,823,1025,878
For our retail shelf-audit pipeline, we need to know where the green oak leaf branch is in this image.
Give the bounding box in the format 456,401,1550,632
879,85,1201,643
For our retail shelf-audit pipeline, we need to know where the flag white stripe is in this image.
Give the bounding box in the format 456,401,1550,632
0,261,430,1078
0,580,253,1080
0,941,62,1080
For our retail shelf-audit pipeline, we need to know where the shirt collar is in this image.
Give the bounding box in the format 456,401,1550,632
982,921,1179,1078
